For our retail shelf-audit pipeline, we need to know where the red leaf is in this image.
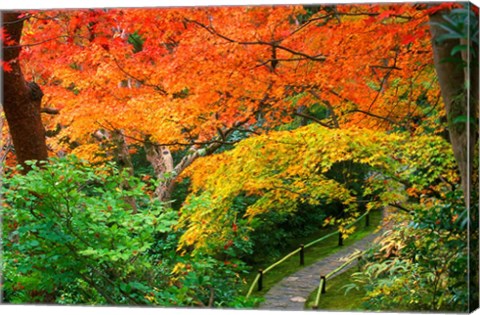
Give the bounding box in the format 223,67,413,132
378,10,395,19
364,16,377,26
2,60,13,72
401,34,416,45
0,27,6,41
473,6,479,16
426,3,460,15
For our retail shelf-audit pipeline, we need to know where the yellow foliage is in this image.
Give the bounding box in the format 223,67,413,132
178,124,458,251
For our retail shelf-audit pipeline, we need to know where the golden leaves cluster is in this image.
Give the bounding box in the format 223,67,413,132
179,124,458,250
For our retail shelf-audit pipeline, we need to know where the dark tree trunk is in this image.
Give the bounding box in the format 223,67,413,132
429,10,478,203
2,12,48,172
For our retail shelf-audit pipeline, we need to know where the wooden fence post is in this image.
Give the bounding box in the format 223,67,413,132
300,244,305,266
258,269,263,291
321,276,326,293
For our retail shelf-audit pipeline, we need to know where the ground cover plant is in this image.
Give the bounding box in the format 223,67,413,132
1,1,477,312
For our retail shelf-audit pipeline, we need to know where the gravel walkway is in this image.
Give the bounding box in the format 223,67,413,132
259,212,388,311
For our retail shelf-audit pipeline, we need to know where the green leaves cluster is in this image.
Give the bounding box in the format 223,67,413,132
433,4,479,60
2,156,176,304
347,190,468,311
2,156,257,307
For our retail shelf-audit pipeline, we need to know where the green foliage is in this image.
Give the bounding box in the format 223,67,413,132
431,0,479,117
305,267,367,311
433,4,479,61
168,254,253,308
346,190,468,312
2,156,176,304
2,156,253,307
247,202,327,262
128,31,145,53
181,124,458,252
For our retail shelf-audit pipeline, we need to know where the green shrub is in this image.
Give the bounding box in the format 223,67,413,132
2,156,177,304
2,156,257,307
346,190,468,312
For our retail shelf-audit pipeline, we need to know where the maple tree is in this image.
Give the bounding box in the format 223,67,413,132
178,123,459,252
2,3,442,200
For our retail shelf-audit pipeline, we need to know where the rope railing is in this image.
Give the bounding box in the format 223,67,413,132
312,250,364,309
245,211,371,298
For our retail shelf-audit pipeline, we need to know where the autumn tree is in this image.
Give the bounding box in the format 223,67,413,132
177,124,459,252
9,4,441,202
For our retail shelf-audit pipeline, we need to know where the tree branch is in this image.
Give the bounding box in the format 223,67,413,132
350,108,400,126
294,111,332,128
40,107,60,115
388,202,414,214
185,19,327,62
111,57,167,95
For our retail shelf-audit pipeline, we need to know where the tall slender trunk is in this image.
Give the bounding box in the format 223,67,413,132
145,141,175,203
2,12,48,172
429,10,478,203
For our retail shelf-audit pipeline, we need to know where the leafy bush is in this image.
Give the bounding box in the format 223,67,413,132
2,156,256,307
2,156,177,304
347,190,468,312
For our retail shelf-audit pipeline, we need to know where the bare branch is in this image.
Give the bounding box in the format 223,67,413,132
40,107,60,115
294,111,332,128
350,108,400,126
111,57,167,95
3,35,70,49
185,18,327,62
388,203,414,215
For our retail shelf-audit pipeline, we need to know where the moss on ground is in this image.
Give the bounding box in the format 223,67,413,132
304,267,367,311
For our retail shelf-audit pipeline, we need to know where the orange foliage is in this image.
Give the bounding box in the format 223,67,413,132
12,4,439,159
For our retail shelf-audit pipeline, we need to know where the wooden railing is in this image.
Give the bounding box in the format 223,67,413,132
245,211,371,298
312,250,364,309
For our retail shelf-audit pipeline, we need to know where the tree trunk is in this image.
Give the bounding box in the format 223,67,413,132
145,139,225,203
145,141,175,203
428,10,478,203
429,8,479,312
111,129,138,213
2,12,48,172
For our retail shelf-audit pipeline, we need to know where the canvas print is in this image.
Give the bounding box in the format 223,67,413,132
0,1,478,313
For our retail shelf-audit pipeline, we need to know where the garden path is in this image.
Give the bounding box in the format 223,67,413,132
259,211,389,310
